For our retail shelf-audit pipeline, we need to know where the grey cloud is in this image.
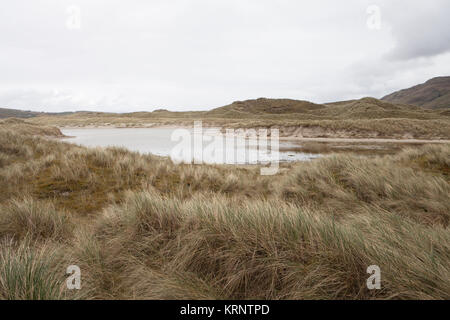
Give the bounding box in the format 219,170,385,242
382,0,450,60
0,0,449,111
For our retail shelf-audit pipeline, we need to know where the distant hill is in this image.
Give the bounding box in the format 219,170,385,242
382,76,450,109
0,107,78,119
207,98,326,117
0,107,43,119
206,97,444,120
2,95,448,122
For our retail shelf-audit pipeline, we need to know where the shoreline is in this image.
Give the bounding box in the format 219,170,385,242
277,137,450,144
58,125,450,144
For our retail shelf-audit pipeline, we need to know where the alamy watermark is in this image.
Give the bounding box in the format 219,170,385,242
66,5,82,30
170,121,280,175
66,265,81,290
366,5,381,30
366,265,381,290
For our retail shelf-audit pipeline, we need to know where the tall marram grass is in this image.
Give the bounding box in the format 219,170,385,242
0,240,66,300
1,121,449,299
0,198,73,242
78,192,450,299
280,153,450,226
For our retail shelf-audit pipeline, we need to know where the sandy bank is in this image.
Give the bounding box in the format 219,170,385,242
57,123,450,143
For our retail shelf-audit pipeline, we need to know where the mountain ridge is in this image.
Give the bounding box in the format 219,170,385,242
1,76,449,120
382,76,450,109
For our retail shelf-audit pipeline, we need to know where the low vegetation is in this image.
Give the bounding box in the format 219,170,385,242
0,121,449,299
27,97,450,139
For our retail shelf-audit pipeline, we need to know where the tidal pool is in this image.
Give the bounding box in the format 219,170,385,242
61,128,321,164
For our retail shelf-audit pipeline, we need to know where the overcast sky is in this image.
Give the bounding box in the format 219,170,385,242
1,0,449,112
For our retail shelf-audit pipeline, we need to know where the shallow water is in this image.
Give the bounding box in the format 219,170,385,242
61,128,321,164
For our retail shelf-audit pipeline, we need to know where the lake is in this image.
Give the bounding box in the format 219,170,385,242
61,128,321,164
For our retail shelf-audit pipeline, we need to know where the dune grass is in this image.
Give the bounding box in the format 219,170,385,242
0,198,73,242
27,97,450,139
0,240,67,300
0,121,449,299
73,192,450,299
280,153,450,226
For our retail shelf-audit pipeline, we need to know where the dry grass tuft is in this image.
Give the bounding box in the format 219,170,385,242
0,198,73,242
0,240,67,300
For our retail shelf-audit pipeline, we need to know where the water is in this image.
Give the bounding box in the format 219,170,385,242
61,128,321,164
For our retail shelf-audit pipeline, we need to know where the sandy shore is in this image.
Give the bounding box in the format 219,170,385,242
58,124,450,144
277,137,450,144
